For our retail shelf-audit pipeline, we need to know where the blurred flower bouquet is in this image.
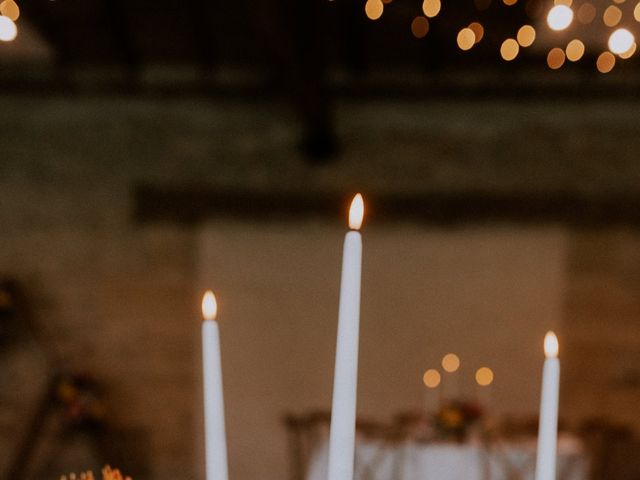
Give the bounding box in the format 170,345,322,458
60,466,130,480
433,400,484,442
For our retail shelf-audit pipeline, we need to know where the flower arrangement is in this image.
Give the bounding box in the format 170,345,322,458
59,466,130,480
433,400,484,442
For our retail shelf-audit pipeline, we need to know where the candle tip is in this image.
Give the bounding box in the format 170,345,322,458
348,193,365,230
544,331,559,358
202,290,218,320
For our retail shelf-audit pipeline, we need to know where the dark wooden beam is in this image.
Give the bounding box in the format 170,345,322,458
132,184,640,228
188,0,218,71
104,0,139,72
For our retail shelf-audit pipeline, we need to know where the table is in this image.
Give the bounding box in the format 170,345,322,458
306,435,588,480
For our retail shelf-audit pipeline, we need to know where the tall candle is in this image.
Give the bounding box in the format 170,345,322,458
535,331,560,480
202,291,229,480
327,194,364,480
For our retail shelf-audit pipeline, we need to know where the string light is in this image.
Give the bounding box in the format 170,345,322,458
357,0,638,72
609,28,635,54
547,4,574,30
0,14,17,42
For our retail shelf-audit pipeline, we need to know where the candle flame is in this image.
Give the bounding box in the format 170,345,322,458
202,290,218,321
348,194,364,230
544,331,559,358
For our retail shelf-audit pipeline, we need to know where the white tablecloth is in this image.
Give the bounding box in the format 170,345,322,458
307,436,588,480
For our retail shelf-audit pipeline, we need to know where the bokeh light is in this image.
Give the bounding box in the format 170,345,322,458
411,16,429,38
635,2,640,22
554,0,572,5
500,38,520,60
422,0,441,18
609,28,635,54
597,51,616,72
0,15,17,42
619,42,637,58
457,27,476,50
577,2,596,24
547,47,566,69
547,4,574,31
0,0,19,21
566,39,585,61
475,367,494,386
423,369,441,388
468,22,484,43
442,353,461,372
365,0,384,20
503,0,517,6
603,5,623,27
517,25,536,47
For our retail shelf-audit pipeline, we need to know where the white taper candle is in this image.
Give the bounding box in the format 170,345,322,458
535,331,560,480
202,291,229,480
327,194,364,480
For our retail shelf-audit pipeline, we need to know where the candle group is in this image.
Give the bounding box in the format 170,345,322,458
198,197,562,480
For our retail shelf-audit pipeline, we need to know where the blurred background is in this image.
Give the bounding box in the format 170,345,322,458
1,0,640,479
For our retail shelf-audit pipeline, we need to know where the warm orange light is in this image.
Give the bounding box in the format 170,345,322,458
566,39,585,61
348,194,364,230
365,0,384,21
603,5,622,27
442,353,460,372
423,369,441,388
500,38,520,61
475,367,494,386
0,1,19,21
202,290,218,321
422,0,441,18
597,51,616,73
544,331,559,358
517,25,536,47
457,28,476,50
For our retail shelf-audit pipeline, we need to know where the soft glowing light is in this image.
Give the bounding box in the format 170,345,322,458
202,290,218,321
442,353,460,373
603,5,622,27
500,38,520,60
544,331,559,358
348,194,364,230
468,22,484,43
422,0,441,18
597,51,616,72
547,5,574,31
423,369,441,388
577,2,596,24
503,0,517,6
609,28,635,54
517,25,536,47
566,39,585,61
547,47,566,69
0,15,16,42
475,367,494,386
457,28,476,50
613,0,626,4
365,0,384,20
0,0,19,21
620,41,637,58
635,2,640,22
411,16,429,38
554,0,572,5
